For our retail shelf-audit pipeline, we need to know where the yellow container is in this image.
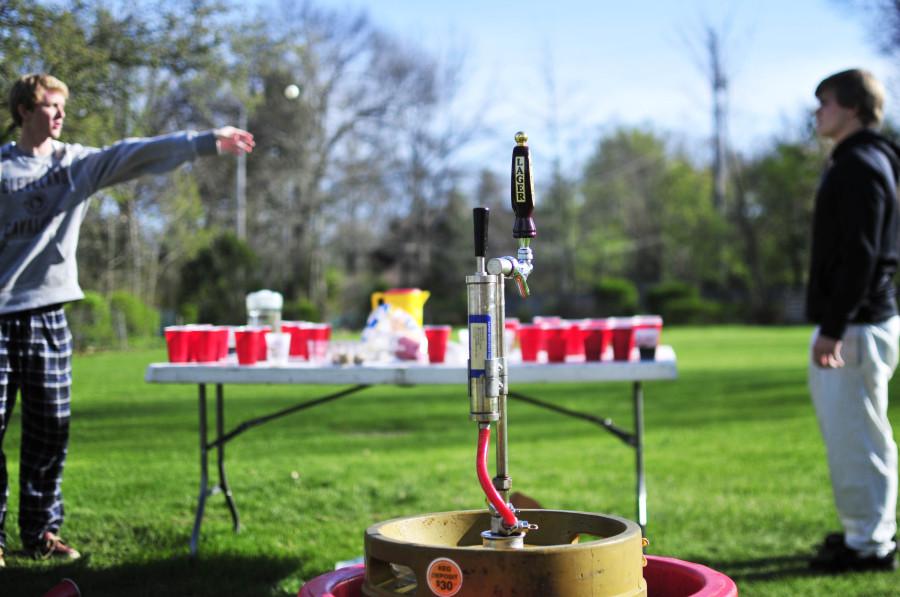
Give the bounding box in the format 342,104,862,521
370,288,431,327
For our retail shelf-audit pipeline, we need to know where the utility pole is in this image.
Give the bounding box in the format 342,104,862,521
236,103,247,240
708,28,728,212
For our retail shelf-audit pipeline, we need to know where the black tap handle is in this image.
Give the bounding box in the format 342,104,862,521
510,132,537,239
474,207,489,258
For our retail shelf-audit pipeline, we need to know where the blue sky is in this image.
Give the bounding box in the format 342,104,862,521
320,0,895,168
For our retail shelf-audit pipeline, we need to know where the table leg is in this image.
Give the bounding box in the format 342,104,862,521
216,384,241,532
190,384,209,556
633,381,646,533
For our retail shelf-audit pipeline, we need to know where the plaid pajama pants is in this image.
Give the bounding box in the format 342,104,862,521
0,305,72,549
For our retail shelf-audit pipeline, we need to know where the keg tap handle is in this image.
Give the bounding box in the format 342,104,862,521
511,132,536,240
474,206,489,271
494,132,536,298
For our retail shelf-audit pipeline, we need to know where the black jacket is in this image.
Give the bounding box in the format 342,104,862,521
806,129,900,339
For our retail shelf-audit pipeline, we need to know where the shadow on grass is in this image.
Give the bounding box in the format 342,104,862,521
0,553,302,597
696,553,817,583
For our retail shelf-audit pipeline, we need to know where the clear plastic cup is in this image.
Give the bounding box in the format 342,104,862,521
265,332,291,365
634,314,663,360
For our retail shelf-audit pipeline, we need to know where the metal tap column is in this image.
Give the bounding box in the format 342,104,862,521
467,207,502,425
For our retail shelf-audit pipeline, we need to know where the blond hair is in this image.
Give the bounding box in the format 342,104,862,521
8,73,69,127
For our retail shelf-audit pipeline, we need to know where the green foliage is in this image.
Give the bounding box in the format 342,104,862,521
419,190,472,326
663,295,723,324
3,327,900,597
65,291,114,350
1,2,834,330
179,302,199,325
109,291,160,338
643,280,723,324
593,277,638,316
645,280,695,313
284,297,320,322
176,233,260,324
738,139,824,298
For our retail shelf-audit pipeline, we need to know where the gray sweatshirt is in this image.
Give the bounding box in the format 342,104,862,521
0,131,218,315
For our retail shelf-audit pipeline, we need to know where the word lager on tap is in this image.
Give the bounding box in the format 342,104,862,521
514,156,527,203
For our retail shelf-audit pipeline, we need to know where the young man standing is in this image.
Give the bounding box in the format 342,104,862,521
807,68,900,572
0,74,254,566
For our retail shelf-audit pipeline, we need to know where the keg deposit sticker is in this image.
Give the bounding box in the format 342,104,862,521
468,314,491,378
426,557,463,596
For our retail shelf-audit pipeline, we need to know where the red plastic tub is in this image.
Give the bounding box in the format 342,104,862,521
298,556,738,596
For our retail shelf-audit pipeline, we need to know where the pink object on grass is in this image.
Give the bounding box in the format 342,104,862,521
298,556,738,597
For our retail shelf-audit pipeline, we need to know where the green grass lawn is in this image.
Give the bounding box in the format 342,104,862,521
1,325,898,596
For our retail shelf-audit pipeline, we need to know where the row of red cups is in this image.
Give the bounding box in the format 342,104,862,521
164,322,331,365
508,315,663,363
164,325,229,363
281,322,332,362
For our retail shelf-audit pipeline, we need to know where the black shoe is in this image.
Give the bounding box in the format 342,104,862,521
819,532,898,550
810,540,898,573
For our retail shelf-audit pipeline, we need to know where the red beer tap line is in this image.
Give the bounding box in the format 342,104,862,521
476,426,518,529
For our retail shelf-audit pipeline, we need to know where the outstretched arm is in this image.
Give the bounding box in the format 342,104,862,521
214,126,255,156
70,128,255,195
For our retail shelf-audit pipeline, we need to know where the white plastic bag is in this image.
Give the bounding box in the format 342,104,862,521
360,302,427,361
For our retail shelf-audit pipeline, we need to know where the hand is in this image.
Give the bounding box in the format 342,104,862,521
812,334,844,368
214,126,255,156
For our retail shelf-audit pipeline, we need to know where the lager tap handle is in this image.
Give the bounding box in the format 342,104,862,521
474,207,490,258
510,132,537,239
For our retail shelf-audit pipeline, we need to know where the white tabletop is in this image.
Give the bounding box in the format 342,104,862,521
145,346,676,386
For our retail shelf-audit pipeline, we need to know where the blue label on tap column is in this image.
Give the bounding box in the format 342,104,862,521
468,314,492,378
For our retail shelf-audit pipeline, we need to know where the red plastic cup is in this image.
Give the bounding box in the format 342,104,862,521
565,321,585,358
282,322,308,359
533,316,562,353
42,578,81,597
583,319,612,361
307,323,331,362
424,325,451,363
255,326,271,360
194,326,221,363
611,317,636,361
198,325,229,363
634,314,663,360
187,324,212,362
164,326,191,363
545,325,569,363
504,318,520,341
235,327,261,365
214,327,229,361
518,324,544,362
503,318,520,355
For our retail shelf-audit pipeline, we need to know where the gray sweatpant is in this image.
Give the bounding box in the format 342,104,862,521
809,316,899,558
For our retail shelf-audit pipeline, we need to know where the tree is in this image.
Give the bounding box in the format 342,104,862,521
730,124,825,321
176,233,261,324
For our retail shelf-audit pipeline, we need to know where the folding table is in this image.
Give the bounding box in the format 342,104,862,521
145,347,677,555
